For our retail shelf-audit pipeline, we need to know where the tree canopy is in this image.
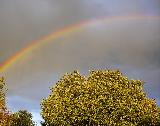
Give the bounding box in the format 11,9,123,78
10,110,35,126
41,70,160,126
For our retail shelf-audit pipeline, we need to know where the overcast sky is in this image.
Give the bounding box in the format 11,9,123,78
0,0,160,125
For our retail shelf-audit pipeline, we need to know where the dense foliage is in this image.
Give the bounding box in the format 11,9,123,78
0,77,11,126
41,70,160,126
10,110,35,126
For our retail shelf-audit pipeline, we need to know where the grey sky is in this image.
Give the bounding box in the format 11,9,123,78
0,0,160,125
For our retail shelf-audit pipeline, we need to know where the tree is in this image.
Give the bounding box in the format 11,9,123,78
41,70,160,126
0,77,11,126
10,110,35,126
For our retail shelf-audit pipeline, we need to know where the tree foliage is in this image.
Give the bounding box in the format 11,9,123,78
10,110,35,126
41,70,160,126
40,121,51,126
0,77,11,126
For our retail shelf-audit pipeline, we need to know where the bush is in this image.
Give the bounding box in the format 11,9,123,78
41,70,160,126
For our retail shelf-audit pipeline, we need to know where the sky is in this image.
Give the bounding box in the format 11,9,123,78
0,0,160,125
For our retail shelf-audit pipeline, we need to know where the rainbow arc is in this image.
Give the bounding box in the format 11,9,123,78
0,15,160,72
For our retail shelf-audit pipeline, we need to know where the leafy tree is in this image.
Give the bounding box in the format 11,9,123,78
41,70,160,126
10,110,35,126
0,77,11,126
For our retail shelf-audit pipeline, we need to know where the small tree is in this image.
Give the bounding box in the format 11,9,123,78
10,110,35,126
0,77,11,126
41,70,160,125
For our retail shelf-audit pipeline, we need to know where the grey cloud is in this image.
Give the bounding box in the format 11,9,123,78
0,0,160,124
3,18,160,103
1,0,160,62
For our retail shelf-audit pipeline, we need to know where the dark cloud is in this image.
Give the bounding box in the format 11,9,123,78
1,0,160,63
0,0,160,125
3,18,160,104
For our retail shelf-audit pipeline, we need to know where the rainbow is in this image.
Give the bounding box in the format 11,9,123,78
0,15,160,72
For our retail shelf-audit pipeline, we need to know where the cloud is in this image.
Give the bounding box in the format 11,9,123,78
0,0,160,123
3,18,160,103
0,0,160,63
